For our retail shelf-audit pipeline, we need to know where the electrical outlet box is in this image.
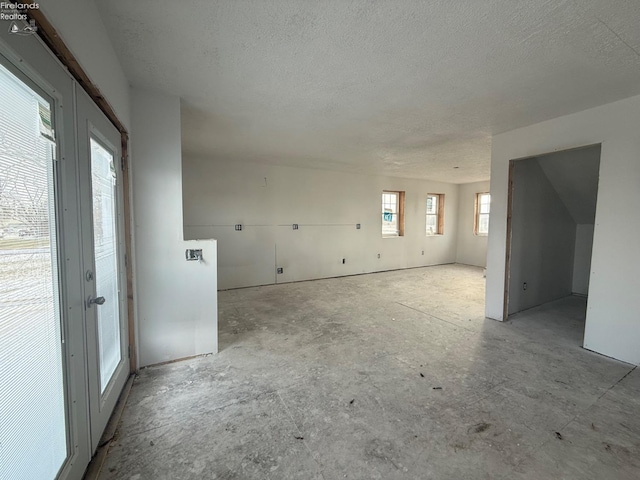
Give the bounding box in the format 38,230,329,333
185,249,202,261
277,267,283,274
235,224,242,231
292,224,298,230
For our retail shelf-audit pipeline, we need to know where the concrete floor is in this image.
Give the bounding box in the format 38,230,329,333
100,264,640,479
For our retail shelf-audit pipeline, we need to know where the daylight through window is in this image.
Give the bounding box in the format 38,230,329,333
426,194,444,235
475,193,490,235
382,191,404,236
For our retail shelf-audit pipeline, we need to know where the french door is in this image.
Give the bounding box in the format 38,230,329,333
76,89,129,451
0,53,70,480
1,26,130,480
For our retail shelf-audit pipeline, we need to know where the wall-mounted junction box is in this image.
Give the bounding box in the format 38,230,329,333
185,249,203,261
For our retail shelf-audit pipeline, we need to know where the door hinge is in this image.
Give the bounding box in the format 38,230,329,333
128,345,131,359
124,253,127,268
121,155,125,171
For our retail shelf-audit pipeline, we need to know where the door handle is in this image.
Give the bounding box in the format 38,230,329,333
87,295,106,308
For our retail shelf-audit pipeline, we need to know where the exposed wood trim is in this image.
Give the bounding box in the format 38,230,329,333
437,194,445,235
502,161,515,321
121,135,137,372
142,353,211,368
26,9,126,135
27,9,137,372
473,193,480,234
398,191,406,236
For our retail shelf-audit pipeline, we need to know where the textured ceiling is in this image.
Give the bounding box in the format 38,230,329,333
95,0,640,183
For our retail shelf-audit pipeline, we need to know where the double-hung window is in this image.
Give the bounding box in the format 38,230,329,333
426,194,444,235
382,191,405,236
475,193,490,235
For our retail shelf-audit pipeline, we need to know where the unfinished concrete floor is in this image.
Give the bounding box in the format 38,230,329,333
100,264,639,479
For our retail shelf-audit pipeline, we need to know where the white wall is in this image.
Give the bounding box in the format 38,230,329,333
573,224,594,295
455,181,490,267
132,89,217,367
508,159,576,314
41,0,130,129
486,94,640,365
183,158,459,289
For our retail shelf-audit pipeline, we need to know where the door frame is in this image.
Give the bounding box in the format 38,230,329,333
1,10,136,477
502,143,602,321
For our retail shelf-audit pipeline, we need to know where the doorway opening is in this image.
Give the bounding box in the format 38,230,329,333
503,144,601,345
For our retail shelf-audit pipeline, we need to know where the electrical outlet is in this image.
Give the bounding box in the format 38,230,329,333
422,250,424,255
377,253,380,259
277,267,283,274
185,249,202,261
342,258,346,264
356,224,361,229
292,224,298,230
523,282,527,291
234,224,242,231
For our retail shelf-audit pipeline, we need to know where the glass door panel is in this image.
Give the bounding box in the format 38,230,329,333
90,138,121,392
0,62,66,480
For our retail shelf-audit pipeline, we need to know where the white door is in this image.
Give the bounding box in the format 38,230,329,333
76,90,129,451
0,54,67,480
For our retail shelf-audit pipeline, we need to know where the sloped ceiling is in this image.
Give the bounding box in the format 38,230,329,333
95,0,640,183
536,146,601,224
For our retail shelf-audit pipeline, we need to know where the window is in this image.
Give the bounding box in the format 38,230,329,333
382,191,405,236
475,192,491,235
426,194,444,235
